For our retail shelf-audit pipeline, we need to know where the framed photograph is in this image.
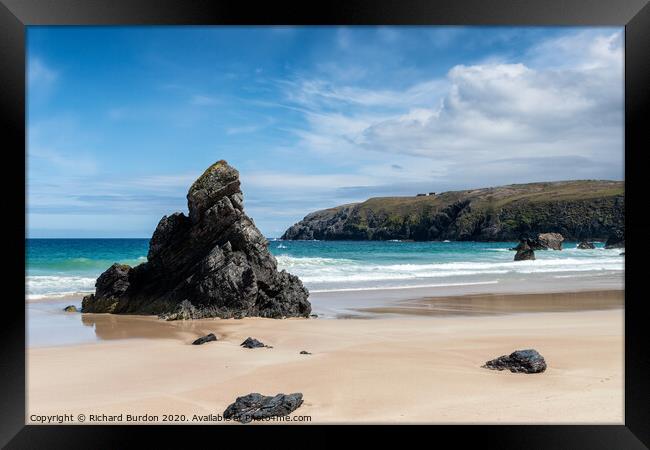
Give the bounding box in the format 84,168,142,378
2,0,648,447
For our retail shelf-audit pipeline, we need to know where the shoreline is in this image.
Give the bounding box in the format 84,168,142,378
27,288,623,348
27,305,624,424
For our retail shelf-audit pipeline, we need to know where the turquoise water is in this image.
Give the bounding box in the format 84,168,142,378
26,238,624,299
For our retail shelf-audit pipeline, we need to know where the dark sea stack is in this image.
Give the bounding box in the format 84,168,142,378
81,160,311,319
223,393,304,423
483,349,547,374
577,240,596,249
514,239,535,261
192,333,217,345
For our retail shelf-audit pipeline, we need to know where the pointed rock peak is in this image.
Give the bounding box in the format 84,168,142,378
187,160,242,223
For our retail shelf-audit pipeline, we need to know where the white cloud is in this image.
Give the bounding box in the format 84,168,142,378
281,30,624,187
28,58,59,102
241,172,379,192
28,58,58,85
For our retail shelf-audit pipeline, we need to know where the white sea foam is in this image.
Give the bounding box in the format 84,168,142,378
27,247,624,298
26,275,96,299
275,253,624,289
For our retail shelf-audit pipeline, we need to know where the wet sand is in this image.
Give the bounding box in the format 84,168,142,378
360,289,623,316
27,290,623,424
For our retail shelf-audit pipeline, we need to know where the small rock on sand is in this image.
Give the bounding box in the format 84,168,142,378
482,349,547,374
241,337,267,349
192,333,217,345
223,393,303,423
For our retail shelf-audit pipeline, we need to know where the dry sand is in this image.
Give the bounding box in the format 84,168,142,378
27,290,624,424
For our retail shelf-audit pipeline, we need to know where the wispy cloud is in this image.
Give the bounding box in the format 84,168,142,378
190,94,219,106
28,58,58,85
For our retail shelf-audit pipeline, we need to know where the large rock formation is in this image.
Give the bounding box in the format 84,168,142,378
82,160,311,319
282,180,624,242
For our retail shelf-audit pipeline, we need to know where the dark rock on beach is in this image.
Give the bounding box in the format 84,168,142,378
482,349,547,374
577,240,596,249
514,239,535,261
300,350,311,355
223,393,304,423
63,305,78,312
241,337,267,349
192,333,217,345
82,160,311,319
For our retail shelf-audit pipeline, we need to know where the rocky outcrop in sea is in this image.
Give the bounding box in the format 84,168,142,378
82,160,311,319
282,180,624,242
604,231,625,249
577,240,596,249
514,239,536,261
534,232,564,250
512,232,564,251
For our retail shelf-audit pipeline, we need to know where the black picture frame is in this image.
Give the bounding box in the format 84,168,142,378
2,0,648,447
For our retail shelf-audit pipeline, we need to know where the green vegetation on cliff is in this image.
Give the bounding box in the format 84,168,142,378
282,180,624,241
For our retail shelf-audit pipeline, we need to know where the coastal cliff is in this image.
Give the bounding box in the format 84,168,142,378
282,180,624,242
82,160,311,318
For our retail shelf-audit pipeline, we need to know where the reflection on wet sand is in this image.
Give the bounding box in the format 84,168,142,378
80,313,241,342
358,289,623,317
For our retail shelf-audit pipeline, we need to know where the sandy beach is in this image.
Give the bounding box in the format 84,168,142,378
27,290,623,424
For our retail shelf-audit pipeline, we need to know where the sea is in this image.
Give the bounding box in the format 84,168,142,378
26,238,625,300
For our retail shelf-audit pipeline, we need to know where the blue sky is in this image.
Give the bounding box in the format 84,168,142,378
27,26,624,238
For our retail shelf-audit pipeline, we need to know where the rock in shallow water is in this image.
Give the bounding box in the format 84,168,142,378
513,233,564,251
604,231,624,249
577,240,596,249
482,349,547,374
192,333,217,345
63,305,78,312
82,160,311,319
223,393,303,423
514,239,536,261
536,232,564,250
